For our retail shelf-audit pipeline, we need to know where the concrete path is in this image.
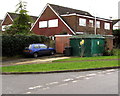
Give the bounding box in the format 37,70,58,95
2,57,70,67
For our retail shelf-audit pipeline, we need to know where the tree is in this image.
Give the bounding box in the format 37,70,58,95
5,0,33,35
113,29,120,48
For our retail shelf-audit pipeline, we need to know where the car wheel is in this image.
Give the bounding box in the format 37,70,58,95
33,53,38,58
50,51,55,55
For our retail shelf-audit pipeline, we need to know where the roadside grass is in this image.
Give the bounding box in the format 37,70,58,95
1,59,119,73
53,56,118,62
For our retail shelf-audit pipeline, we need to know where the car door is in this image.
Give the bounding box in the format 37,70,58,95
40,44,49,55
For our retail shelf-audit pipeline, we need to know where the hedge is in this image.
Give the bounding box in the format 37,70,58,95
1,35,49,56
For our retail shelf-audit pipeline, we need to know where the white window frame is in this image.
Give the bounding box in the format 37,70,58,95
2,25,6,31
104,22,110,30
48,19,58,28
89,20,94,27
2,24,12,31
39,21,47,28
79,18,86,26
96,21,100,28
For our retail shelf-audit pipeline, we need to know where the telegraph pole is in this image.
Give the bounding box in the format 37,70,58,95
94,16,97,35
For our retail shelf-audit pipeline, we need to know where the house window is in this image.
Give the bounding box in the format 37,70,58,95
39,21,47,28
104,22,110,30
96,21,100,28
48,19,58,28
79,18,86,26
2,24,12,31
89,20,93,27
2,25,6,31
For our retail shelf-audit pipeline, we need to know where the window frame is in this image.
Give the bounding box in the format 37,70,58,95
104,22,110,30
39,21,48,28
96,21,100,28
48,19,58,28
89,20,94,27
79,18,86,26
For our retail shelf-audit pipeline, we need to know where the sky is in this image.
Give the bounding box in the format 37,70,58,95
0,0,119,20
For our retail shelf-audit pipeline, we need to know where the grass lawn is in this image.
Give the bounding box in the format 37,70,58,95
53,56,118,62
1,56,119,73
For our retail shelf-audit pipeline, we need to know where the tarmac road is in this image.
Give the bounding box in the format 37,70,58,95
2,69,119,94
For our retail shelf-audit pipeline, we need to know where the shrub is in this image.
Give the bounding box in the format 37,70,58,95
113,29,120,48
2,35,49,56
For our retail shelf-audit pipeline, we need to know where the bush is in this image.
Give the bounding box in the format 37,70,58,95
113,29,120,48
103,48,120,56
2,35,49,56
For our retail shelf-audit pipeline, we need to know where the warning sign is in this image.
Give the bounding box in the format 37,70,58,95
80,40,84,45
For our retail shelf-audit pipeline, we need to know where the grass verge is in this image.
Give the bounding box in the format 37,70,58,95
53,56,118,62
1,59,119,73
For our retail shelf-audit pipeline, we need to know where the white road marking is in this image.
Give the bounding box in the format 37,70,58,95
26,92,31,94
105,72,113,75
97,72,103,74
105,69,116,72
85,77,91,80
63,78,73,82
76,76,85,79
42,87,50,90
86,73,96,76
28,85,42,90
46,82,58,85
59,83,68,86
72,80,78,83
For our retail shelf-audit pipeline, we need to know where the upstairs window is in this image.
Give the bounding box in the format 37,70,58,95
2,25,6,31
39,21,47,28
79,18,86,26
2,24,12,31
96,21,100,28
104,22,110,30
48,19,58,28
89,20,94,27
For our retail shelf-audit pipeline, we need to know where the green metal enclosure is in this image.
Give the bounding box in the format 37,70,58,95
70,35,105,57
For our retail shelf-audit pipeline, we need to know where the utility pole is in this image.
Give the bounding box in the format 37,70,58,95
94,16,97,35
118,1,120,29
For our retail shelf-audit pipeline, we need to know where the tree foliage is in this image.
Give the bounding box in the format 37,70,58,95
113,29,120,48
2,34,49,56
5,0,33,35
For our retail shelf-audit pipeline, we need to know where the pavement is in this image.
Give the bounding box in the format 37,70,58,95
2,56,70,67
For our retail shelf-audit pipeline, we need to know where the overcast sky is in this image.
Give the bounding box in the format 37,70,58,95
0,0,119,20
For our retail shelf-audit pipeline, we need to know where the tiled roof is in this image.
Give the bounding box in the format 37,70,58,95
49,3,93,16
7,12,38,22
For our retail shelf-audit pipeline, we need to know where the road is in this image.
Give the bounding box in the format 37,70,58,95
2,69,119,94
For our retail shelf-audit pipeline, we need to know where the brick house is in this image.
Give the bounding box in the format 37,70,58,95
31,3,114,50
0,20,2,32
1,12,38,32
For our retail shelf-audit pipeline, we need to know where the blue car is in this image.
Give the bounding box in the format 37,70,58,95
23,44,55,58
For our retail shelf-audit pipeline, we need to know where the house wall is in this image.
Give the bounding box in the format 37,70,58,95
62,15,113,35
32,6,74,36
105,38,113,50
62,15,77,32
55,35,72,53
62,15,113,50
2,15,13,25
2,15,13,32
0,20,2,32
